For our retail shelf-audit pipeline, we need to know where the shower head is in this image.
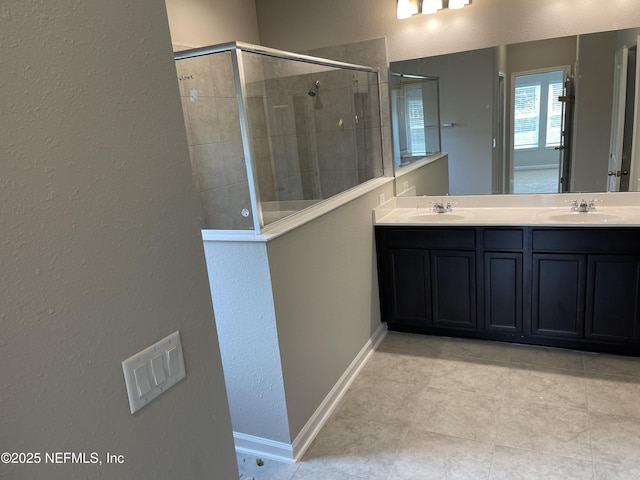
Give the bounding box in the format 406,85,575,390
308,80,320,97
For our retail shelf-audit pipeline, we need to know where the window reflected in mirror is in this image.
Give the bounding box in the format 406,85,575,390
512,69,566,194
390,73,442,169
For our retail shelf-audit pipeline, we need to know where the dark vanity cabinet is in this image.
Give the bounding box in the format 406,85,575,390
586,255,640,342
531,253,586,339
377,229,476,331
482,229,524,336
530,229,640,349
375,226,640,355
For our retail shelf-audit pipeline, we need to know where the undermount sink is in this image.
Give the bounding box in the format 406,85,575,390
402,211,472,222
538,211,623,223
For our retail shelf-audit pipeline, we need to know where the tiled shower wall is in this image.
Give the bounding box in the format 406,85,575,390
242,53,383,203
302,38,390,187
244,38,390,205
174,38,390,230
176,52,254,230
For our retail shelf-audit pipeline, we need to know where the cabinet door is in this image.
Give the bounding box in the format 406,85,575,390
389,250,431,325
484,252,523,334
431,250,476,329
586,255,640,343
532,254,586,339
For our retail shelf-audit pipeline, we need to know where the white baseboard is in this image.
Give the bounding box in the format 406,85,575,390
233,432,295,464
291,323,387,462
232,324,387,464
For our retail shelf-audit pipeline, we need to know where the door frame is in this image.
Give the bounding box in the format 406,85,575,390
628,37,640,191
608,45,629,192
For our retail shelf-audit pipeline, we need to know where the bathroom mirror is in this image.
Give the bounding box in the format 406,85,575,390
391,26,640,195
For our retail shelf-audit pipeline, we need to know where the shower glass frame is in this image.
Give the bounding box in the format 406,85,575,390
175,42,384,234
390,72,442,170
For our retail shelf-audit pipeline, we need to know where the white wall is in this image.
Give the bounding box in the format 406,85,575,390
395,155,450,196
165,0,260,48
204,242,291,444
0,1,237,479
256,0,640,62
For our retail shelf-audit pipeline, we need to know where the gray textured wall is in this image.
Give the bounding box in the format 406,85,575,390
0,1,237,479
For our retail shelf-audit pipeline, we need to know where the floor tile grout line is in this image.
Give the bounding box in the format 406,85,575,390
404,425,499,448
418,383,504,400
580,365,597,480
588,407,640,422
587,392,597,479
491,439,594,465
492,392,507,446
386,421,417,480
584,369,640,382
487,392,507,480
506,360,587,374
502,395,595,415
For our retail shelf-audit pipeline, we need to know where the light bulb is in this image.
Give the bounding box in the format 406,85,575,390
397,0,418,18
448,0,470,9
422,0,443,14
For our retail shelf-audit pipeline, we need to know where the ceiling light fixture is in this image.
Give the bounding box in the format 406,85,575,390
448,0,470,9
397,0,419,19
397,0,470,18
422,0,443,14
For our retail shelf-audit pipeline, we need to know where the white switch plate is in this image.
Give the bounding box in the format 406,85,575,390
122,331,186,414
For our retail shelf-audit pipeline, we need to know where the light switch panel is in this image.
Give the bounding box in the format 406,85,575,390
166,346,180,376
150,354,167,386
134,365,152,396
122,331,186,414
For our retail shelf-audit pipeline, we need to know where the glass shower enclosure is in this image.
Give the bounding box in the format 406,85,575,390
390,72,441,169
175,42,384,232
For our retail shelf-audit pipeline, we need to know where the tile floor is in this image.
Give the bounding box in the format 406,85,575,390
237,332,640,479
513,167,560,194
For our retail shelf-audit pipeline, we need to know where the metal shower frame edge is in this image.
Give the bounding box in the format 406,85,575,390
174,41,380,74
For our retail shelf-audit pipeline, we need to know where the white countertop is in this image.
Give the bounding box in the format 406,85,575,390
374,193,640,227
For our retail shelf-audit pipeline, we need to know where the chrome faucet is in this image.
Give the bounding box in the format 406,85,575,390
432,201,453,214
570,199,600,212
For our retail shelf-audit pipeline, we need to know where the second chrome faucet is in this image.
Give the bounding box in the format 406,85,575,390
570,199,601,212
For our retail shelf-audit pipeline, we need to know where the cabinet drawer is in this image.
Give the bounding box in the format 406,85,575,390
385,228,475,250
532,228,640,253
484,228,524,250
